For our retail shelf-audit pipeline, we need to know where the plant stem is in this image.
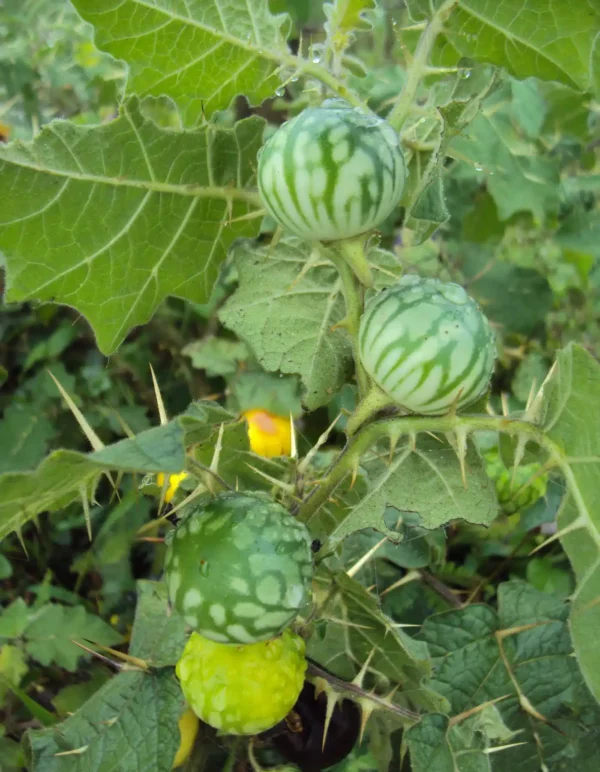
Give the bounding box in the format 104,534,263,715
387,0,459,132
320,245,369,397
297,413,560,526
294,57,368,111
345,383,395,436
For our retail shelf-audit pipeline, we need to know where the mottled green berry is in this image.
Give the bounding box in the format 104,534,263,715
164,492,313,644
176,629,307,735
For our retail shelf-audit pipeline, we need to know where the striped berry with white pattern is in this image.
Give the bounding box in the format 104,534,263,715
359,276,496,415
257,101,406,242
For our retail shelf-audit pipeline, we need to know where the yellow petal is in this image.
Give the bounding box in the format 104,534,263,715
172,708,199,768
157,471,188,503
243,410,292,458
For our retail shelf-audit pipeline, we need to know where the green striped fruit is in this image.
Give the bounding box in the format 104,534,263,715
177,629,306,735
359,276,496,414
257,101,405,242
164,492,313,644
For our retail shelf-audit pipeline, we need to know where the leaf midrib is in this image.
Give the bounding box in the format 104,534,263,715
0,155,261,205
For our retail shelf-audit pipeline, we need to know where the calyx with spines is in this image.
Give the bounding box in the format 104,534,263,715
257,100,406,242
358,276,496,415
164,492,313,644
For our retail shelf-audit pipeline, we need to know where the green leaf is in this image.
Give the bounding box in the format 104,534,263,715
129,581,187,668
0,401,237,540
539,344,600,704
0,645,28,705
324,0,376,34
456,248,554,336
450,90,561,220
341,510,446,575
405,713,490,772
220,238,353,410
230,371,303,417
70,0,290,124
555,210,600,259
312,434,498,550
25,669,183,772
23,604,121,671
408,0,600,95
406,167,449,243
308,568,445,714
419,580,600,768
0,599,30,639
0,100,264,353
0,450,101,541
182,337,248,377
0,403,56,475
90,422,186,474
23,323,77,371
52,668,111,718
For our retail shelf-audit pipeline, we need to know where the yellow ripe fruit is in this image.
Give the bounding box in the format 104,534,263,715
172,709,199,768
157,472,188,503
176,629,306,735
243,410,292,458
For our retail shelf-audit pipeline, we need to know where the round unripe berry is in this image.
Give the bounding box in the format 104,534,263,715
164,492,313,644
359,276,496,415
257,101,405,242
176,629,307,735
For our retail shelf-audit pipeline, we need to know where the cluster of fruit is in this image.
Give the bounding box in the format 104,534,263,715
166,492,312,737
258,101,497,416
166,102,497,761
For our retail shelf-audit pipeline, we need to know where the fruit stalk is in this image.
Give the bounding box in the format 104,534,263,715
321,245,369,396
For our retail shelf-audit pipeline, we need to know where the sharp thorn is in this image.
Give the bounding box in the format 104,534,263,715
346,537,387,578
48,369,104,450
351,647,377,689
149,364,168,426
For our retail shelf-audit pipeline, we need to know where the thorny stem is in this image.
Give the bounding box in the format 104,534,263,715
387,0,459,131
306,662,420,722
296,413,562,528
345,383,395,436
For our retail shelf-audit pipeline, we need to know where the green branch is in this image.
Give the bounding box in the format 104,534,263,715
320,244,369,397
273,47,370,112
387,0,459,131
296,412,562,525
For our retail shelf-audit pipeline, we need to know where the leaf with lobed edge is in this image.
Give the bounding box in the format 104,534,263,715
312,434,498,551
70,0,291,124
417,580,600,769
220,238,353,410
0,99,265,354
538,344,600,704
220,238,406,410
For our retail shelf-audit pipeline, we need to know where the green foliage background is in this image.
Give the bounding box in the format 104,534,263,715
0,0,599,770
